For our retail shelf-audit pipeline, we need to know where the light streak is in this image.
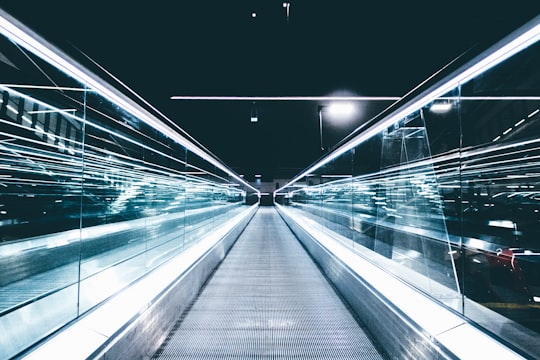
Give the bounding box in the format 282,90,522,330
170,96,400,101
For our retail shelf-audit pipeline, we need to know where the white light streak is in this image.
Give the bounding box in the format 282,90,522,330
28,108,77,114
1,83,87,91
451,96,540,100
515,119,526,127
458,23,540,86
170,96,401,101
503,127,513,135
6,104,18,114
488,220,514,229
528,109,540,118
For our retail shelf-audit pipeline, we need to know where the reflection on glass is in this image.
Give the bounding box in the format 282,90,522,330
0,79,85,358
0,18,255,360
276,22,540,358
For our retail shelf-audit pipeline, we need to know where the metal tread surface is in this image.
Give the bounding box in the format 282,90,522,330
153,207,385,359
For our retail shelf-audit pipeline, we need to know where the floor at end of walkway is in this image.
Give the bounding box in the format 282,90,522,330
153,207,386,359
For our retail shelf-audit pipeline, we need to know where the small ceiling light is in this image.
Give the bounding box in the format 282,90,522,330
250,101,258,122
282,3,291,22
326,102,356,117
251,12,257,18
430,102,452,112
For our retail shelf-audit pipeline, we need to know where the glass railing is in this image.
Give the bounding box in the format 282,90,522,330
0,10,258,359
276,16,540,358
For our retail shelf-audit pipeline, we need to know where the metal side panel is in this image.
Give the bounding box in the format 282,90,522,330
91,207,258,360
276,206,456,360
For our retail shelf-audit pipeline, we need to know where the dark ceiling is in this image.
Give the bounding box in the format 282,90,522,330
0,1,538,180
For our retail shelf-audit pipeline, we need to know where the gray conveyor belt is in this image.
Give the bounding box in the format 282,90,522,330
153,207,386,359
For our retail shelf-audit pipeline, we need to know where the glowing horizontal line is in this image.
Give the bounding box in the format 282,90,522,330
1,84,89,91
321,174,353,178
447,96,540,100
171,95,540,101
170,96,401,101
28,109,77,114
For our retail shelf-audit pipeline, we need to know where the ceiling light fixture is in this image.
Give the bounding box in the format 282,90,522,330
250,101,258,122
430,102,453,112
283,2,291,22
326,102,356,117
